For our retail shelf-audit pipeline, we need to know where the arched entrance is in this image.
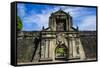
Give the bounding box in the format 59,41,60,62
55,44,68,60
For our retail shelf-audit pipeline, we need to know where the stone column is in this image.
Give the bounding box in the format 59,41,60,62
68,16,72,30
66,18,68,31
69,38,73,59
53,39,56,61
72,38,77,58
49,39,53,60
40,39,45,59
45,39,48,58
53,18,56,31
78,38,86,60
48,40,50,58
49,17,54,31
49,39,55,61
49,18,52,30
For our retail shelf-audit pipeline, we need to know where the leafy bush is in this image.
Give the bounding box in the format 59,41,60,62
17,16,23,31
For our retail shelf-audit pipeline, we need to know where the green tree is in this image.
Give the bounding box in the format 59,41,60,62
17,16,23,31
56,48,65,54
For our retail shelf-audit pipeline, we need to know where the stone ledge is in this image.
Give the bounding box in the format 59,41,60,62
39,58,52,61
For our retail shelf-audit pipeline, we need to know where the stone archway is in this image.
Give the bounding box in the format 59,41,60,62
55,44,68,60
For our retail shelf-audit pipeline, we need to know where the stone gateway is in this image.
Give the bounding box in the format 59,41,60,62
39,9,86,61
17,9,96,64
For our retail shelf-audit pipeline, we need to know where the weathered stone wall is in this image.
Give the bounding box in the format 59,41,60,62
17,31,40,63
17,31,97,63
79,31,97,59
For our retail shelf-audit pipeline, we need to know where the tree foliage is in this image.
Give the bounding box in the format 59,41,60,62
17,16,23,31
56,48,65,54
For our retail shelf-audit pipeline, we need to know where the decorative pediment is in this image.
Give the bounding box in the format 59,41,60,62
52,9,69,16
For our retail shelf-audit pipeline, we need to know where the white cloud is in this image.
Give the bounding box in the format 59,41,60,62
79,16,96,31
22,6,73,30
22,11,50,30
64,7,89,18
18,5,96,31
22,6,62,30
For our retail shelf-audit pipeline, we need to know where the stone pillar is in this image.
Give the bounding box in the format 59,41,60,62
72,38,77,58
49,39,55,61
49,17,52,30
49,17,55,31
49,39,53,60
45,39,48,58
78,38,86,60
66,18,68,31
69,38,73,59
53,18,56,31
68,16,72,30
40,39,45,59
53,39,56,61
48,40,50,58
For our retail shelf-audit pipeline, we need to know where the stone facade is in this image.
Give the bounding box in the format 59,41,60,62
17,9,96,63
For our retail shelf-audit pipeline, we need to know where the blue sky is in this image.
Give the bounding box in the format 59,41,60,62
17,3,97,31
